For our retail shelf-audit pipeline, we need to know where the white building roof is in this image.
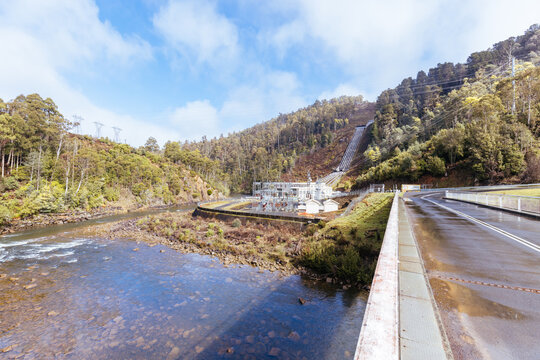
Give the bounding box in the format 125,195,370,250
323,199,339,205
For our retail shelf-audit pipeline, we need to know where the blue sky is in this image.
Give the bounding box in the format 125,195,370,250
1,0,539,146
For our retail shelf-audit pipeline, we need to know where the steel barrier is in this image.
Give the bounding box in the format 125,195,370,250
445,191,540,217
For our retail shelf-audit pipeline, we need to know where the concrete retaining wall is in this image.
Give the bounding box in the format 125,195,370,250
194,203,323,226
354,193,399,359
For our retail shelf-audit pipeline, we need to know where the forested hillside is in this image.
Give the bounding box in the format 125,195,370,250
183,96,371,192
355,25,540,187
0,94,224,226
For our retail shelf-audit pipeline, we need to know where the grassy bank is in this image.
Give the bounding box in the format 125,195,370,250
300,193,394,285
489,188,540,197
95,193,394,286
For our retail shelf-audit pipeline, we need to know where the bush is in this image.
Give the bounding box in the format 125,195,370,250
0,205,12,226
2,177,19,191
103,186,120,202
231,218,242,228
207,188,213,196
426,155,446,176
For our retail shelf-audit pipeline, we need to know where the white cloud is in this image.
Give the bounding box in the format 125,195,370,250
170,100,220,140
153,0,239,64
168,70,308,139
266,0,540,98
0,0,159,147
0,0,151,71
318,83,362,101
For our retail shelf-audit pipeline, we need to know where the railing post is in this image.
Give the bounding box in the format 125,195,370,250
518,197,521,212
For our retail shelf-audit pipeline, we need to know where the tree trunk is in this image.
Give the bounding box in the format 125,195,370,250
1,147,4,178
50,135,64,182
76,167,85,195
37,144,42,191
7,148,13,174
65,165,70,195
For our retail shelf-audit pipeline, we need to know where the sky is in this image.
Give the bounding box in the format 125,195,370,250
1,0,539,146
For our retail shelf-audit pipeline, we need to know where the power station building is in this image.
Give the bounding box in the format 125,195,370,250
251,179,336,213
252,180,333,202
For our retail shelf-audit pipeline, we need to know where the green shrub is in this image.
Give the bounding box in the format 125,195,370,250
103,186,120,202
207,188,213,196
0,205,12,226
426,155,446,176
206,229,215,237
231,218,242,228
2,177,19,191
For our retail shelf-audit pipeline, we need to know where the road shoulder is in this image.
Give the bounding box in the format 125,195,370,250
399,198,452,360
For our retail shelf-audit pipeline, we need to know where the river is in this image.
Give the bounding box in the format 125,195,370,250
0,208,367,359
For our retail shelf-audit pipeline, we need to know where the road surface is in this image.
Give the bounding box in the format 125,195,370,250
404,191,540,360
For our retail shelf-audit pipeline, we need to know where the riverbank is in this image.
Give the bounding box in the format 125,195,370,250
89,193,394,286
0,201,199,235
90,213,308,277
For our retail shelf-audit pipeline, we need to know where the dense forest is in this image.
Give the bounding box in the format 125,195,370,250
0,94,224,225
183,96,370,192
357,25,540,187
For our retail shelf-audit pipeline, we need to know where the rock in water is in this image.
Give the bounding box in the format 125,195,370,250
288,331,300,341
166,346,181,360
298,297,306,305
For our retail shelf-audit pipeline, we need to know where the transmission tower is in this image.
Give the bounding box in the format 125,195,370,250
93,122,104,139
112,127,122,143
72,115,84,134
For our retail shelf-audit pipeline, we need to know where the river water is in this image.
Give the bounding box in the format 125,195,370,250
0,209,367,359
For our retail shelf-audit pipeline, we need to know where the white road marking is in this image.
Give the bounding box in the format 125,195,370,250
419,194,540,254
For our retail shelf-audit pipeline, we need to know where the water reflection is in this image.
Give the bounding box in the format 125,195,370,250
0,219,366,359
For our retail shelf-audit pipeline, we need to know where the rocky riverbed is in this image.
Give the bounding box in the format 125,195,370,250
0,212,367,359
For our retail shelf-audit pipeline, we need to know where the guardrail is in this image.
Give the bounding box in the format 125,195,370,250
445,191,540,217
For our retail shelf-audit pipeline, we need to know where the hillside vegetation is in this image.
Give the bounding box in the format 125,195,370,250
184,96,371,192
355,25,540,187
0,94,223,226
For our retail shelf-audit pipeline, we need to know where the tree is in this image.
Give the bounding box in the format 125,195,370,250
144,137,160,152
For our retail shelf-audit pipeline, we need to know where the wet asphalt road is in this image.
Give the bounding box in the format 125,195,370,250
404,191,540,360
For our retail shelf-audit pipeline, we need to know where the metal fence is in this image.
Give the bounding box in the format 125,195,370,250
445,191,540,216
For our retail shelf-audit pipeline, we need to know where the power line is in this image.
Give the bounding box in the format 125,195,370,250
112,127,122,143
93,122,104,139
72,115,84,134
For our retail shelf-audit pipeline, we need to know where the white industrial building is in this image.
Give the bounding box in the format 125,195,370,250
323,199,339,212
252,180,334,202
305,199,322,214
252,178,337,214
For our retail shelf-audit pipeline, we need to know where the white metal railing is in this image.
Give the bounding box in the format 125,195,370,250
445,191,540,216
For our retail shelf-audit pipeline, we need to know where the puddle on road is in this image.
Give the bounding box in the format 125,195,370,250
430,278,525,320
0,232,366,359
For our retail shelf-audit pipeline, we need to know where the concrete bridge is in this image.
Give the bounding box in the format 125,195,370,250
356,187,540,359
